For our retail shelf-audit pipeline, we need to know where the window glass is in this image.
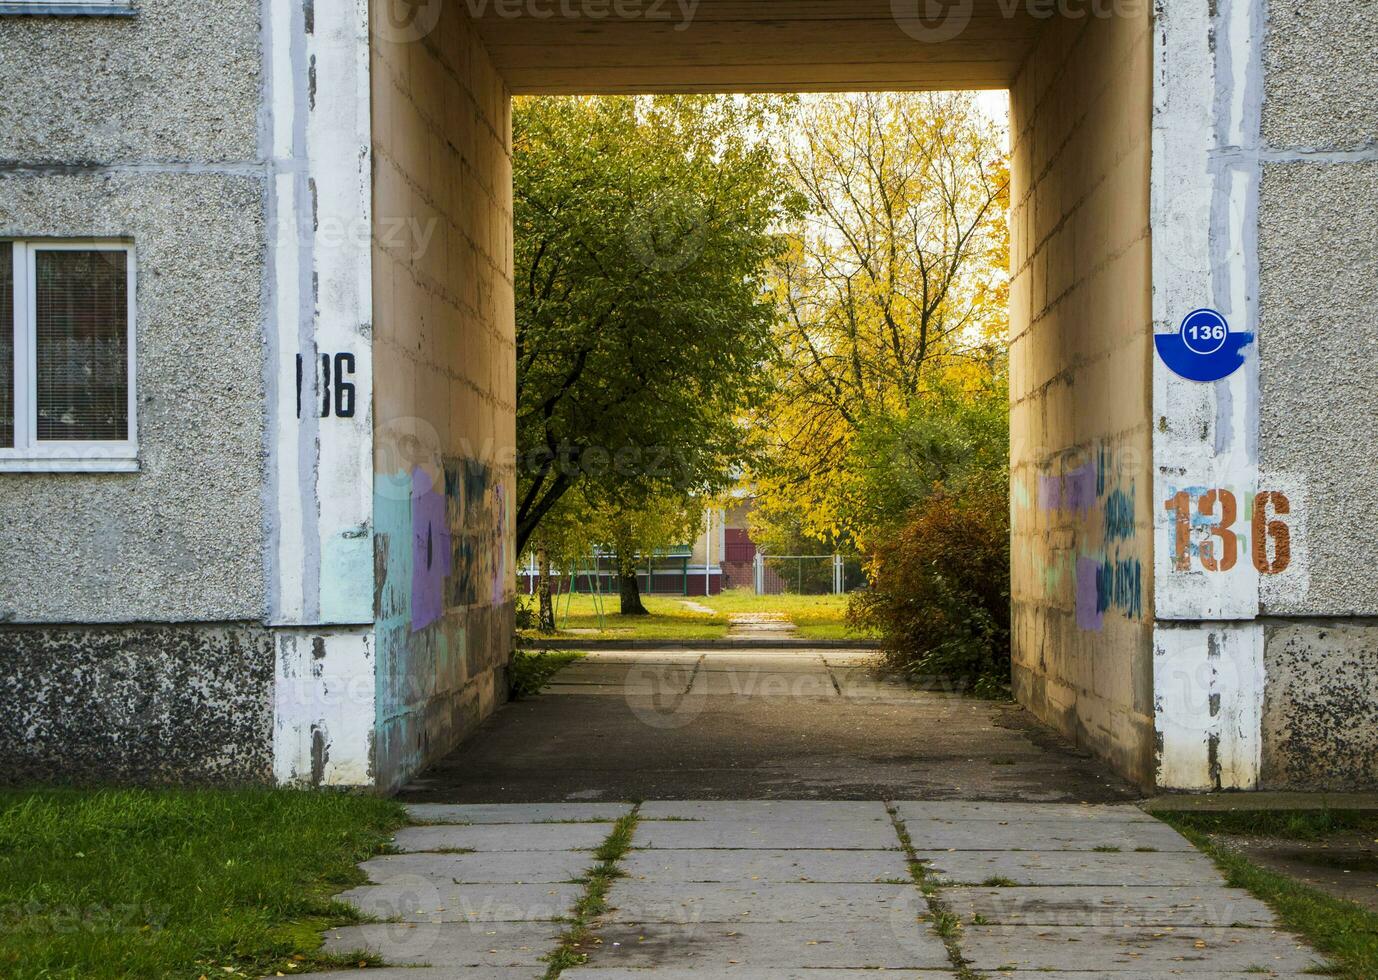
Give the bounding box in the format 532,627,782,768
0,246,11,448
34,249,128,442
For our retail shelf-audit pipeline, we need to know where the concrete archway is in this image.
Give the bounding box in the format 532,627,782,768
264,0,1272,795
6,0,1370,796
261,0,1368,794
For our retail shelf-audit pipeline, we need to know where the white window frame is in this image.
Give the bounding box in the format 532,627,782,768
0,1,135,15
1,239,139,473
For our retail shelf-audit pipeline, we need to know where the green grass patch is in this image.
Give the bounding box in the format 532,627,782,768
544,806,641,977
1159,812,1376,978
0,788,407,980
886,806,978,980
524,588,874,641
1158,808,1378,842
691,589,856,627
510,649,586,697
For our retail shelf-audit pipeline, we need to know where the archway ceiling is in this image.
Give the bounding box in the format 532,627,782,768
472,0,1043,93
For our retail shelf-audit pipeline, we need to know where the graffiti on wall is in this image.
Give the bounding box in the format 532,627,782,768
393,457,513,633
1034,443,1146,633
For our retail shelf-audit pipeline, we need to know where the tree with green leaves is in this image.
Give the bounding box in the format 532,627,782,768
591,489,702,616
513,95,798,557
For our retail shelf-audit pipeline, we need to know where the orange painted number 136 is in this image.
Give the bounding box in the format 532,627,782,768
1164,489,1291,575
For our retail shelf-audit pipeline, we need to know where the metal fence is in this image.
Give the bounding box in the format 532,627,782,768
519,551,867,596
751,555,866,595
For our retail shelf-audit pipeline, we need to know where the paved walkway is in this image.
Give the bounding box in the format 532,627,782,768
400,650,1134,803
308,651,1329,976
319,799,1327,977
725,613,798,641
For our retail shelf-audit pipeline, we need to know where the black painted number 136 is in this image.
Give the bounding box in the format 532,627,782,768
296,352,356,419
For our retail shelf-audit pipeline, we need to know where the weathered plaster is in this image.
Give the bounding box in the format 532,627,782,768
1257,162,1378,616
1261,0,1378,151
0,0,261,163
272,627,375,787
264,0,375,628
1154,621,1264,790
1150,0,1264,624
1261,620,1378,790
1009,7,1156,788
0,173,267,622
0,623,274,785
368,2,517,792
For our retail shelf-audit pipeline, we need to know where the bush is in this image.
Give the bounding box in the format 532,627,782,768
849,484,1010,698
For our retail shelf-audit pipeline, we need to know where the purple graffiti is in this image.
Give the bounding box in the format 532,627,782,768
1039,462,1097,515
411,466,452,632
1075,557,1104,632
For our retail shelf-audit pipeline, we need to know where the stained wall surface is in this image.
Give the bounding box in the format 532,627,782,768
1007,7,1156,787
1254,0,1378,788
0,2,268,624
0,0,273,783
370,3,518,793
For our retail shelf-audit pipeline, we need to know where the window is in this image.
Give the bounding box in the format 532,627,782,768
0,0,135,15
1,241,137,472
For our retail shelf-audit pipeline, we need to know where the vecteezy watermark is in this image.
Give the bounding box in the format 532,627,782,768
892,0,1148,43
890,0,974,43
376,0,702,42
466,0,701,30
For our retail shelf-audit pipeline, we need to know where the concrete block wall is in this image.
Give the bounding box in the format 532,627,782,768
370,4,517,793
0,2,267,623
1008,6,1156,787
1255,0,1378,789
0,0,274,782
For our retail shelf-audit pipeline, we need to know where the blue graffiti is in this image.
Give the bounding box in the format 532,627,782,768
1097,557,1143,620
1103,486,1135,543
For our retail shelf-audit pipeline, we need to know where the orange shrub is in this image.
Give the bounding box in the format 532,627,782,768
848,484,1010,697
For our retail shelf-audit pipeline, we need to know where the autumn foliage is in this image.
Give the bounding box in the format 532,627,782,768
849,483,1010,697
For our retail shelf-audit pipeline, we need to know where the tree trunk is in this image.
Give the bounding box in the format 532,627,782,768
537,546,556,632
617,554,649,616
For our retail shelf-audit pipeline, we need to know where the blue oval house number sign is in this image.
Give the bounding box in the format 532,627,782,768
1155,308,1254,382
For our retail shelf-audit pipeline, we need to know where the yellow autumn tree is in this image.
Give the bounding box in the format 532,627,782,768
750,91,1011,552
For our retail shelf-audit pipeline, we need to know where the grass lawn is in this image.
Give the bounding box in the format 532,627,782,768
522,587,875,642
1158,809,1378,979
0,788,407,979
510,649,586,696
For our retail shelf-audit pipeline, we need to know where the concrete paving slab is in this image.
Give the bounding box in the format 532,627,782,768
582,921,951,970
337,880,582,922
639,801,890,822
960,925,1327,973
896,802,1158,823
986,974,1319,980
544,683,668,696
696,654,829,670
307,971,541,980
564,972,957,979
942,886,1276,927
819,650,883,665
391,823,611,852
550,664,697,686
398,690,1139,804
604,882,921,923
321,920,562,967
579,651,705,662
406,802,632,824
830,675,927,700
916,850,1222,886
635,819,899,850
359,851,593,884
621,849,910,883
688,669,837,698
907,819,1194,852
